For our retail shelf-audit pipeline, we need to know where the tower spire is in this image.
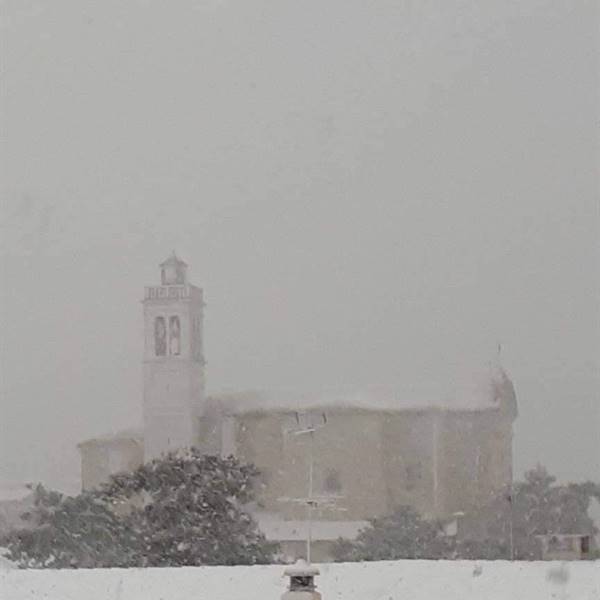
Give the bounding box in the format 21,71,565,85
160,252,188,285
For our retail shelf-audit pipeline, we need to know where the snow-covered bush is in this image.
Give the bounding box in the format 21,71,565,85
332,505,453,561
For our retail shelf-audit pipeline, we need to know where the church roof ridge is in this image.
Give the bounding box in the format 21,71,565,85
207,366,515,415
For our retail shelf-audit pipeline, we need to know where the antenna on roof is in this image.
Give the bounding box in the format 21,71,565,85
279,411,341,564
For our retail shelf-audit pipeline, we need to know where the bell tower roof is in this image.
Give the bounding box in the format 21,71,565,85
159,251,188,285
160,251,188,268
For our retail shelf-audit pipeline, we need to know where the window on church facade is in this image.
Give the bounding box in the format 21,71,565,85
169,316,181,355
323,468,342,494
475,446,484,483
192,316,202,361
154,317,166,356
405,462,422,491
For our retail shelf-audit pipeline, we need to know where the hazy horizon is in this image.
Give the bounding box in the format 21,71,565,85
1,0,598,494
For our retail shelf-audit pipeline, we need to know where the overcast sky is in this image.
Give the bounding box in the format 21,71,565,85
1,1,598,494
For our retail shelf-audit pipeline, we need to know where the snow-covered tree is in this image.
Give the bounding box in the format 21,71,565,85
100,449,277,566
474,465,600,559
2,450,278,568
332,466,599,561
1,484,139,568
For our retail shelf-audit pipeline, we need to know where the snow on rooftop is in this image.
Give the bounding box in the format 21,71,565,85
210,363,512,415
77,428,143,448
2,560,598,600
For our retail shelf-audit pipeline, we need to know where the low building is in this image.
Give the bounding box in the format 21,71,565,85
537,534,593,561
0,483,35,536
77,430,143,491
255,512,368,562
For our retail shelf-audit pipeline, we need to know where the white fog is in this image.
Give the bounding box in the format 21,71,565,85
1,1,598,597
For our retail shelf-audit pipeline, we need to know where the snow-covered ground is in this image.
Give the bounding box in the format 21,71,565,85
1,560,599,600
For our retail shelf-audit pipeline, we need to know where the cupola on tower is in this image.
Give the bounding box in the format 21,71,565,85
142,253,205,460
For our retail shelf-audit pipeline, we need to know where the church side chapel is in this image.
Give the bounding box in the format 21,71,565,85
78,255,518,561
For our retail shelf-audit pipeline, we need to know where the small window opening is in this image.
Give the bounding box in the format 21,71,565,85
154,317,166,356
405,463,422,491
581,536,590,554
169,315,181,355
290,576,315,591
323,468,342,494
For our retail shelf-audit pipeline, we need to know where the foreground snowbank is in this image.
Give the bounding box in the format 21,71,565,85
1,560,599,600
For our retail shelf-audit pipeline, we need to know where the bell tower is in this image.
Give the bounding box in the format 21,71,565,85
142,253,205,460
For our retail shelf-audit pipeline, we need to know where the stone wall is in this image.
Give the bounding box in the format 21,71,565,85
231,406,513,522
79,438,143,491
437,411,512,516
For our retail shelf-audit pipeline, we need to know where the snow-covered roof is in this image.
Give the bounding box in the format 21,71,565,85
209,363,515,415
77,428,143,448
3,560,598,599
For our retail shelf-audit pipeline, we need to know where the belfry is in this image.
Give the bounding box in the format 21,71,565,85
142,253,206,460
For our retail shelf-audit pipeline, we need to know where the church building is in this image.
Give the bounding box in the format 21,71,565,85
78,255,518,560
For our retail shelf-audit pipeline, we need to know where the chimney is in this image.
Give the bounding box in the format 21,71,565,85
282,560,322,600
